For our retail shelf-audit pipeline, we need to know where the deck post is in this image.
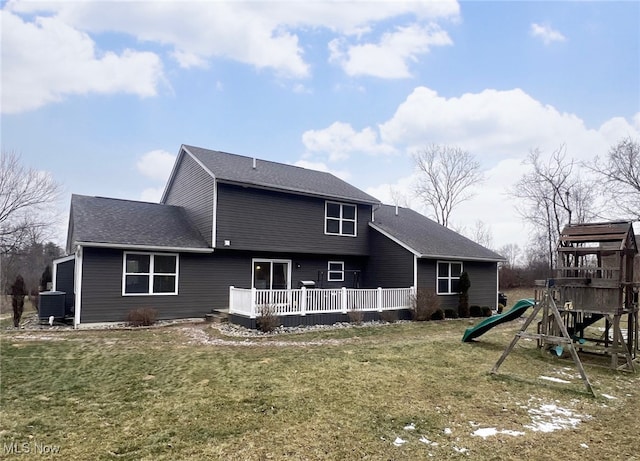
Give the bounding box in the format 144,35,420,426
377,287,383,312
341,287,347,313
250,287,257,319
229,286,235,313
300,286,307,316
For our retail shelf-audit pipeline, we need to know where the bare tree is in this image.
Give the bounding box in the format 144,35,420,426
497,243,520,268
413,145,483,227
512,145,597,269
587,137,640,220
0,151,61,253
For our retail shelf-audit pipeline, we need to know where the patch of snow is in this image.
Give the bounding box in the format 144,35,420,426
539,376,571,384
524,401,589,433
419,436,438,446
472,428,525,438
404,423,416,431
393,437,406,447
453,446,469,454
601,394,617,400
444,427,452,435
580,443,589,449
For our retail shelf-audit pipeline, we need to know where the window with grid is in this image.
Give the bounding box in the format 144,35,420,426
325,202,356,236
123,252,178,295
436,261,462,295
327,261,344,282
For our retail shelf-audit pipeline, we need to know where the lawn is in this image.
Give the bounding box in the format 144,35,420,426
1,291,639,460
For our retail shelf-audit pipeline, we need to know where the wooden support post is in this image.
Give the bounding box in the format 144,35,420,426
491,288,596,397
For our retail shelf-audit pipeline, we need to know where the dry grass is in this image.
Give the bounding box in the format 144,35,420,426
1,318,639,460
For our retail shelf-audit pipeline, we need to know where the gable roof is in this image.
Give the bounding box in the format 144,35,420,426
169,145,380,205
67,195,211,253
559,221,637,252
370,205,505,262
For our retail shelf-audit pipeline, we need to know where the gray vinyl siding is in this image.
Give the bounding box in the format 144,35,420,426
216,183,370,255
55,258,75,310
366,230,414,288
163,153,214,246
79,247,246,323
417,259,498,310
79,248,370,323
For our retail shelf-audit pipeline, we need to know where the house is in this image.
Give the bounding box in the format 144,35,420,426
55,145,504,327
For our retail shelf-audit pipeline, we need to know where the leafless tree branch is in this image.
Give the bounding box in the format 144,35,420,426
413,144,483,227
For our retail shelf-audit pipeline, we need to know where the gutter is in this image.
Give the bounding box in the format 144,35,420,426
74,241,214,253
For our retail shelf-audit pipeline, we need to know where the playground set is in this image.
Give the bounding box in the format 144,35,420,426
464,221,639,396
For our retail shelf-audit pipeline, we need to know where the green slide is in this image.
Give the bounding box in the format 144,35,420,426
462,298,535,342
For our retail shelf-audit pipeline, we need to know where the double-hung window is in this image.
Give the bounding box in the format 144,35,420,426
325,202,357,236
327,261,344,282
437,261,462,295
123,252,178,295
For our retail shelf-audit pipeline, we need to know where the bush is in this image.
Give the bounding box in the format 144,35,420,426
410,289,440,321
497,303,505,314
458,272,471,318
126,307,158,327
380,310,398,323
469,305,483,317
430,308,445,320
481,306,493,317
256,304,280,333
444,308,458,319
348,309,364,325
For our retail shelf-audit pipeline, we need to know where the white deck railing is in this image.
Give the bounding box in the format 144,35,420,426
229,286,415,318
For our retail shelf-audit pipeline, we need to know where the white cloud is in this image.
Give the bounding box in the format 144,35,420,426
136,150,176,182
324,86,639,249
292,160,351,181
5,1,459,86
302,121,397,162
329,23,453,78
377,86,638,162
1,11,164,114
530,23,566,45
140,187,164,203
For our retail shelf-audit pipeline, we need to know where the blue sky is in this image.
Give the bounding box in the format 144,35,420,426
2,1,639,251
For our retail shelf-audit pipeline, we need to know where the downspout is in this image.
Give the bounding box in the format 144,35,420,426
413,254,418,290
496,262,500,310
74,245,83,328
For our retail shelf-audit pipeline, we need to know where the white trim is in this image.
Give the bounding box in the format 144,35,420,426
324,201,357,237
327,261,345,282
74,246,83,328
369,223,505,262
212,179,218,248
122,252,179,296
413,254,418,289
369,223,421,256
496,263,500,309
436,260,463,295
251,258,292,290
51,254,74,291
75,241,213,253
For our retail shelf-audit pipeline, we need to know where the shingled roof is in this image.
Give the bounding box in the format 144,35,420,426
371,205,505,262
180,145,380,205
67,195,211,253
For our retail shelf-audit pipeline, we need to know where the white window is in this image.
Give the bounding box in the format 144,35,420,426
437,261,462,295
325,202,357,237
252,259,291,290
327,261,344,282
123,252,178,296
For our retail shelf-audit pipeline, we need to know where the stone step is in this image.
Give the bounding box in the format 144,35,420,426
205,310,229,323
